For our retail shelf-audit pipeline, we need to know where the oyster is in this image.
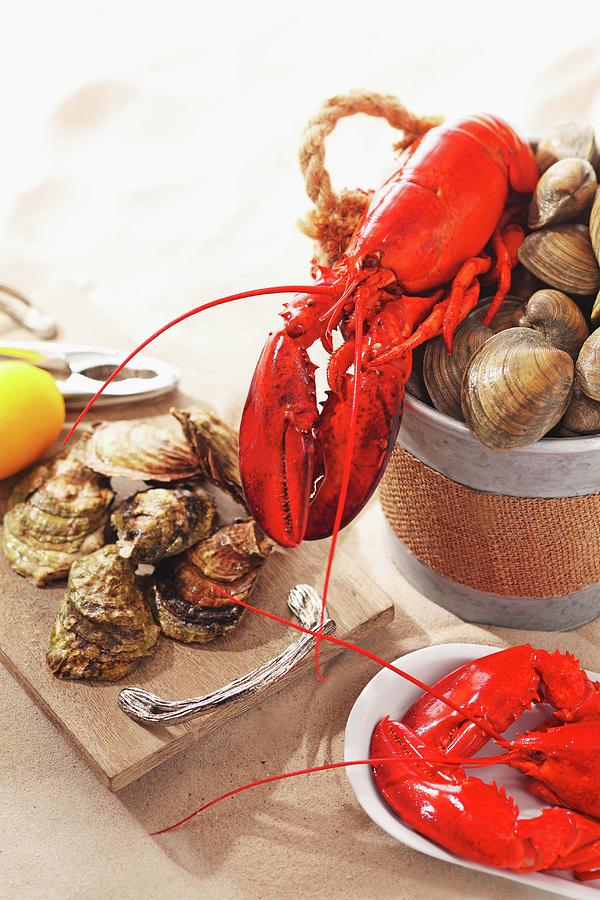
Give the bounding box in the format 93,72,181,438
112,485,218,563
152,520,271,643
528,158,597,229
461,328,574,450
85,415,200,481
171,407,243,501
423,319,492,420
518,224,600,296
2,434,113,586
47,545,159,680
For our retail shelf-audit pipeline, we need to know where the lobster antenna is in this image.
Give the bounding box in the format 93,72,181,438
152,751,511,835
209,582,510,748
313,293,366,680
63,284,335,443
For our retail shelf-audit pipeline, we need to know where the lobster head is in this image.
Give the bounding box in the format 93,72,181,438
507,721,600,819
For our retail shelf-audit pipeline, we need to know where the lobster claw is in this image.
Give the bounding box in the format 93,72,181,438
239,330,318,547
304,370,404,541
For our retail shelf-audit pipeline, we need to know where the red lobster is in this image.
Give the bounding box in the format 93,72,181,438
372,646,600,881
67,112,538,556
238,114,538,547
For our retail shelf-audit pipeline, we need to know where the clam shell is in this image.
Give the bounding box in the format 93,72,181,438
85,415,200,481
505,266,545,304
471,295,525,333
576,328,600,401
528,158,597,229
590,188,600,264
517,224,600,296
560,383,600,436
591,289,600,326
535,121,598,174
423,319,492,420
461,327,574,450
519,289,589,360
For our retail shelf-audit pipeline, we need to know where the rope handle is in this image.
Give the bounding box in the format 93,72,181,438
298,91,443,266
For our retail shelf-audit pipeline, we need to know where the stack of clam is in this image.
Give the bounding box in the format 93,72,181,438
411,121,600,449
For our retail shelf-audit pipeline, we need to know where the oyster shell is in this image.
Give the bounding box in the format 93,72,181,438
171,407,243,501
2,434,113,586
85,415,200,481
518,224,600,296
518,289,589,360
112,485,218,563
461,328,574,450
535,121,598,174
47,545,159,680
528,158,597,229
152,519,271,643
576,328,600,401
423,319,492,420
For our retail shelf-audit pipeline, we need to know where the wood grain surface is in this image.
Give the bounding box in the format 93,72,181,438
0,462,394,790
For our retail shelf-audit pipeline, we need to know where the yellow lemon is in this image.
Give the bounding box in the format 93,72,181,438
0,361,65,479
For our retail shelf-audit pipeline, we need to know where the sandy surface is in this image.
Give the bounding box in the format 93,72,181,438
1,3,600,898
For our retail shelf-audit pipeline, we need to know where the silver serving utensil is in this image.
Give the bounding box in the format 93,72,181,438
0,340,179,406
118,584,335,726
0,284,58,339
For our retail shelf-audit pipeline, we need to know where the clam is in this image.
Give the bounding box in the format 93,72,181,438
576,328,600,401
535,121,598,174
518,224,600,296
151,520,271,643
506,266,545,304
590,188,600,263
519,289,588,359
528,158,597,229
423,319,492,419
560,384,600,436
591,290,600,326
461,328,574,450
85,415,200,481
47,545,159,680
471,295,525,333
112,485,218,564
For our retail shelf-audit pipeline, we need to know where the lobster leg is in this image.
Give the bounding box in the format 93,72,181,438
441,256,491,352
239,330,319,547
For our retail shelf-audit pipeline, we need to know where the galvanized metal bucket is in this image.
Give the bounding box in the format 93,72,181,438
380,393,600,630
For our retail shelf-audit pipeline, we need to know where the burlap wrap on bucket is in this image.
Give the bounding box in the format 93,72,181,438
379,446,600,598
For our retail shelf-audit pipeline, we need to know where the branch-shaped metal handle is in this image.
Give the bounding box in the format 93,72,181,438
118,584,335,726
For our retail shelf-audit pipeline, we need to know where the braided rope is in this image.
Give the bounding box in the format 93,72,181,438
298,91,443,266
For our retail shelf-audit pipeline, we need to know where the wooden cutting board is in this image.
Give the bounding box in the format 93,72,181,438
0,517,393,791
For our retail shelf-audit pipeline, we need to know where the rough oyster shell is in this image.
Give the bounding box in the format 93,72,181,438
2,434,113,586
112,485,218,563
85,415,200,481
152,520,271,643
47,545,159,680
171,407,243,501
